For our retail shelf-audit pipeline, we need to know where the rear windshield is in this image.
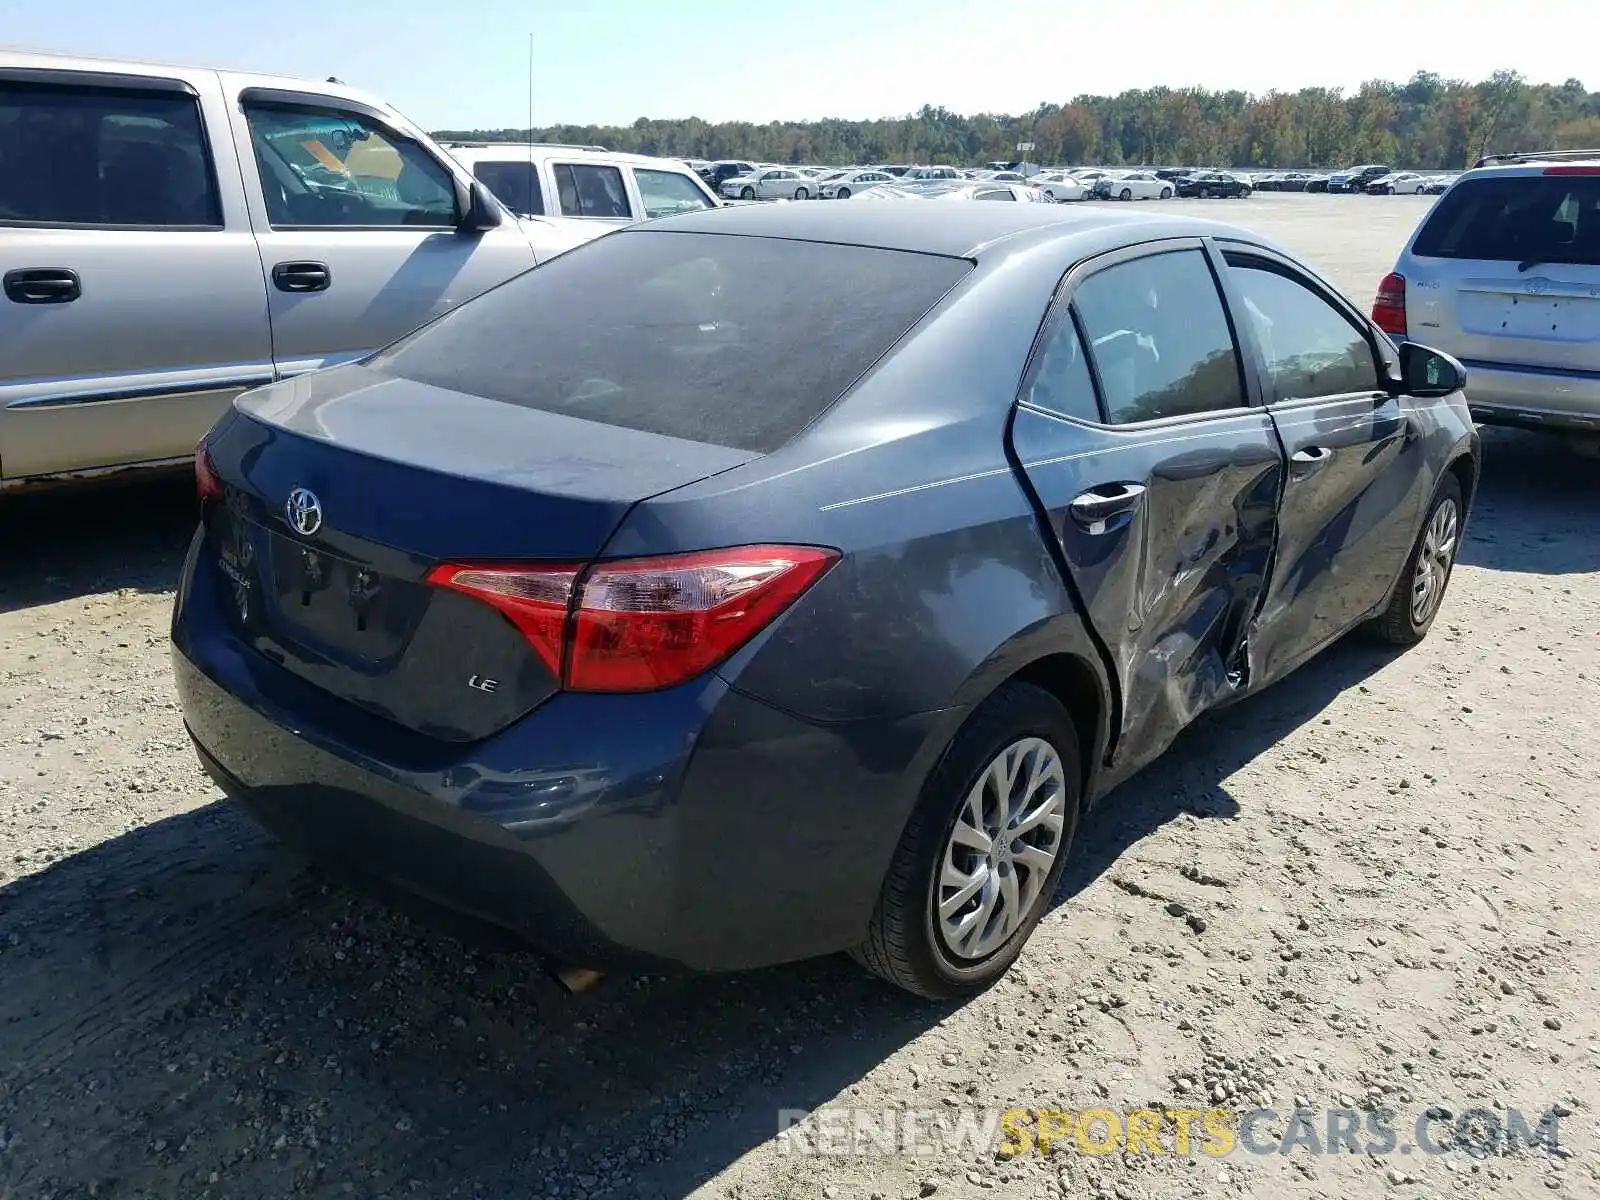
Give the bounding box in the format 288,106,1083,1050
368,231,971,453
1412,175,1600,266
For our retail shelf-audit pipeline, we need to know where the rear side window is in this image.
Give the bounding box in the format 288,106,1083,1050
472,160,544,216
0,80,220,227
553,163,631,218
1412,176,1600,266
369,231,971,453
1074,249,1244,424
1025,316,1101,423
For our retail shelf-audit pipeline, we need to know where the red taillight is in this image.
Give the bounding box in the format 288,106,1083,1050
1543,165,1600,175
1372,271,1407,337
427,545,838,693
425,563,579,679
195,439,222,503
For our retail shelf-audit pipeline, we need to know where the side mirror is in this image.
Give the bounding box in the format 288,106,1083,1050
1397,342,1467,397
458,180,504,232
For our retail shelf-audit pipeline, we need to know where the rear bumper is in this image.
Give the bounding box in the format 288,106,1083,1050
1458,361,1600,433
172,532,947,971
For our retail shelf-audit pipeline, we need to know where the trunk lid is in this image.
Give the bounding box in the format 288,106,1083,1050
1413,268,1600,371
202,365,754,741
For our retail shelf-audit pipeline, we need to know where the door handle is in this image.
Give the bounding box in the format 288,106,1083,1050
271,262,332,293
1068,482,1147,534
1291,445,1333,470
4,268,81,304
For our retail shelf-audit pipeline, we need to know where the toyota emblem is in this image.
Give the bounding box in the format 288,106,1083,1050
285,487,323,537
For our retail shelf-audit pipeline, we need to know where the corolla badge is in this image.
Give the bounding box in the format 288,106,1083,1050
285,487,323,537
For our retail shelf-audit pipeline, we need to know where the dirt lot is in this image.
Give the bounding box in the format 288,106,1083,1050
2,194,1597,1200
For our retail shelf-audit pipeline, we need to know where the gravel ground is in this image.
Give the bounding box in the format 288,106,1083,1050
2,194,1598,1200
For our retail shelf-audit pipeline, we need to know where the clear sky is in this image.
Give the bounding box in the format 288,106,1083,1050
6,0,1592,130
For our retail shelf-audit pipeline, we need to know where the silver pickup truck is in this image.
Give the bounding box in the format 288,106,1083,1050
0,50,569,491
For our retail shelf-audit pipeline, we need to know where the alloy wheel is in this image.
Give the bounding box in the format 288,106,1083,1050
934,736,1066,961
1410,497,1459,626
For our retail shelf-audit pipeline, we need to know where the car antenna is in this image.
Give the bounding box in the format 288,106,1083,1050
537,28,544,200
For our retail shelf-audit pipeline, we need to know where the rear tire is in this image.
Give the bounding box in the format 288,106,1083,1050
1369,475,1464,645
1239,186,1252,198
851,683,1081,1000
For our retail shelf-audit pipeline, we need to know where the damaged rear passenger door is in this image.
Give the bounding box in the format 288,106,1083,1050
1007,241,1286,784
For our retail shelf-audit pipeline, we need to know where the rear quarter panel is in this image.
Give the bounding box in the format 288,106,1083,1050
598,233,1117,732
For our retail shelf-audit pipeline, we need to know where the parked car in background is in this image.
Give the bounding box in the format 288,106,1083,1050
1176,171,1251,198
1092,171,1173,200
879,164,915,176
1327,164,1393,193
1253,172,1284,191
448,145,719,233
1029,172,1088,202
1276,171,1318,192
1421,175,1452,194
174,201,1478,1002
0,49,542,493
1374,150,1600,453
904,166,964,183
820,168,898,199
699,160,760,191
1366,172,1428,195
1304,174,1331,193
719,167,817,201
859,181,1043,202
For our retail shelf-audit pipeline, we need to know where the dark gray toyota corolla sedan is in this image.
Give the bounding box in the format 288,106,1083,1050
173,202,1479,998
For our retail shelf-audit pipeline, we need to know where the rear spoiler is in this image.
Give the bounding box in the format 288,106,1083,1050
1473,148,1600,168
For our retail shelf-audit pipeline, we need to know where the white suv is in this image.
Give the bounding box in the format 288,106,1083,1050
1375,150,1600,447
445,144,721,259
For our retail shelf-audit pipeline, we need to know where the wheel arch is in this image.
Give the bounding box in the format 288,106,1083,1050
938,619,1118,811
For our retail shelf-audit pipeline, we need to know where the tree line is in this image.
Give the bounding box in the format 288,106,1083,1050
434,70,1600,170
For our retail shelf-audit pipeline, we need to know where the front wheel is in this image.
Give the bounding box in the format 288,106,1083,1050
1119,188,1133,201
1160,187,1173,199
1369,476,1463,645
740,186,755,200
851,682,1081,999
836,187,851,199
1199,187,1212,198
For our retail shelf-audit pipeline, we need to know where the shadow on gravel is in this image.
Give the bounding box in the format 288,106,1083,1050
0,472,196,615
0,800,948,1199
1459,428,1600,576
1058,635,1402,905
0,633,1405,1198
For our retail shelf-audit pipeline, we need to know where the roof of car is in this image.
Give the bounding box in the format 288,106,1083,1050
1,46,393,114
646,200,1256,259
447,145,695,171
